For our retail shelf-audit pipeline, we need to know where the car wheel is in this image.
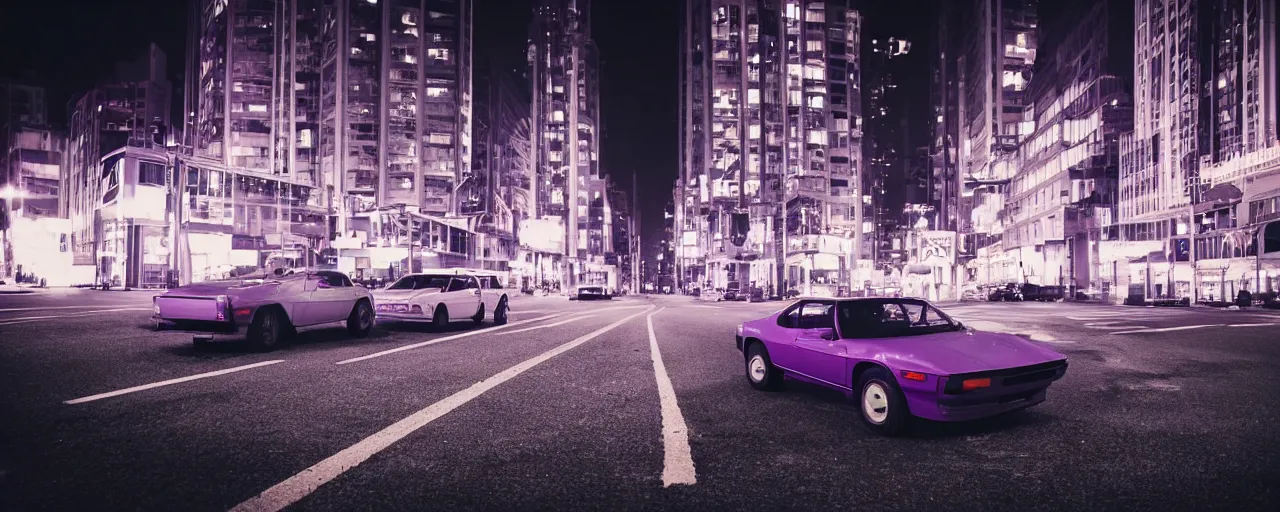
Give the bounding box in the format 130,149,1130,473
745,342,782,391
472,303,485,326
346,300,374,338
432,305,449,330
493,298,509,325
857,367,909,436
247,308,282,351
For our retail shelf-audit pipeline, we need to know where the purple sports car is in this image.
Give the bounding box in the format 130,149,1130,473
735,297,1067,436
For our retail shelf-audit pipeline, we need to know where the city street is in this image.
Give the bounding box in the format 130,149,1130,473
2,291,1279,511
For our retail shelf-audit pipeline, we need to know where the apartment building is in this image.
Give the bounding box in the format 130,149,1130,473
1105,0,1280,303
999,0,1133,294
528,0,615,288
677,0,864,298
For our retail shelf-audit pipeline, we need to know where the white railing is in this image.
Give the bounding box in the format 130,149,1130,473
1202,145,1280,186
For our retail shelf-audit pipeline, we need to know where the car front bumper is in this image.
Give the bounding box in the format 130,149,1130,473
375,312,432,323
907,361,1068,422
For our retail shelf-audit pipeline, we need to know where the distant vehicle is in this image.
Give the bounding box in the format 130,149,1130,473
153,268,374,351
569,284,612,300
720,281,747,301
988,283,1023,301
735,297,1068,436
373,271,509,328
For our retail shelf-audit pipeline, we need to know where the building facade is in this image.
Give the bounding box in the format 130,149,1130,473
677,0,865,298
1104,0,1280,304
997,0,1132,295
528,0,615,289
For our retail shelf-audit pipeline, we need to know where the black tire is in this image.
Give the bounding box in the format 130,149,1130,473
856,367,909,436
247,308,282,351
493,297,509,325
346,299,374,338
744,342,783,391
432,305,449,330
472,303,485,326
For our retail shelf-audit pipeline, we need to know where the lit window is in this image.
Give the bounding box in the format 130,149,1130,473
362,33,376,42
426,87,448,97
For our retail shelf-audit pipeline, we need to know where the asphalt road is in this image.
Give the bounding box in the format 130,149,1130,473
2,291,1279,511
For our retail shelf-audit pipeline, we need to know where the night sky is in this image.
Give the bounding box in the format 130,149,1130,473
1,0,929,248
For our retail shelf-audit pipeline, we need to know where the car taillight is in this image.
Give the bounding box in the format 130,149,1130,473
215,295,228,321
235,307,253,319
961,378,991,391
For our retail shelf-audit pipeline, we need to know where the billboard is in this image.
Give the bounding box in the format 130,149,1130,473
519,218,565,254
917,231,957,266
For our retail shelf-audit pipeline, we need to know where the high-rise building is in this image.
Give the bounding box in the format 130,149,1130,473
1106,0,1280,303
313,0,473,218
472,61,531,274
528,0,614,289
997,0,1133,293
677,0,864,298
863,36,914,264
931,0,1038,286
65,44,174,266
2,79,61,219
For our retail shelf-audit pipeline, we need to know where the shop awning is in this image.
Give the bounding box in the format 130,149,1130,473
1193,183,1243,214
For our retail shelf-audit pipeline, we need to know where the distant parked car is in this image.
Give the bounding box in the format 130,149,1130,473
569,284,612,300
735,297,1068,436
373,271,509,328
153,268,374,351
988,283,1023,301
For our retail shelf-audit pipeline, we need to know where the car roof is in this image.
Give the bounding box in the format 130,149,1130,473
789,296,938,305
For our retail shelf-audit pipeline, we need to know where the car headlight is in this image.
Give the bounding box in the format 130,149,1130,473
736,323,744,336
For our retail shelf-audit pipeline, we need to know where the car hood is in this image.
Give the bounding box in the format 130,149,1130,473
871,329,1066,376
373,288,443,302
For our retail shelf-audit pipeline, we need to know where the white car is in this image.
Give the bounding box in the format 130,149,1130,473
373,271,510,328
153,268,375,351
569,284,612,300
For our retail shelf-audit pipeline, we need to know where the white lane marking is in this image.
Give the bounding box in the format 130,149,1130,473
646,307,697,487
508,309,548,314
687,305,721,309
1083,321,1149,330
0,307,152,325
231,305,657,512
1109,324,1220,335
335,313,562,365
0,303,153,313
496,315,597,335
64,360,286,405
1228,323,1279,328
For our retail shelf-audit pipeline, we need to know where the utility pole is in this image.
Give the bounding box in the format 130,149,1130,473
772,0,787,299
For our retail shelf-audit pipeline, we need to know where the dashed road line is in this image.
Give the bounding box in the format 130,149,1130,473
1109,324,1219,335
230,305,657,512
646,307,696,487
336,313,562,365
497,314,597,335
0,304,153,313
0,307,153,326
64,360,286,405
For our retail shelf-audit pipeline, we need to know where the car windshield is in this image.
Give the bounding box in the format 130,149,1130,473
836,299,962,338
387,274,451,290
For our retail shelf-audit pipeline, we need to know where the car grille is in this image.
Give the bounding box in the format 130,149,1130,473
944,360,1067,394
